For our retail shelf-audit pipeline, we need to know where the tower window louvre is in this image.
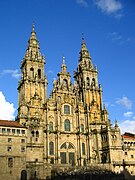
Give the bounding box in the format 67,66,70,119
31,131,34,137
86,77,90,86
92,78,95,87
30,67,34,78
36,131,39,137
38,69,41,79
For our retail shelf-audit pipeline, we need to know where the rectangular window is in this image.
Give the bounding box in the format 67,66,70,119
21,147,25,152
8,138,12,143
69,152,75,165
60,152,66,164
50,157,54,164
131,155,134,158
21,139,25,143
7,129,11,134
64,105,70,114
125,152,127,155
82,143,85,155
12,129,15,134
17,129,20,134
2,128,6,133
8,158,13,168
21,130,25,135
7,146,12,152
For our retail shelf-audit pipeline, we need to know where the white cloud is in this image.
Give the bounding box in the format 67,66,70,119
76,0,88,7
119,119,135,134
109,32,122,41
95,0,122,14
116,96,132,109
108,32,135,44
0,91,16,120
124,111,133,118
1,69,21,79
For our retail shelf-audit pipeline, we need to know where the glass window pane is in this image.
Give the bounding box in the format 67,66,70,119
61,143,67,149
7,129,11,134
64,105,70,114
2,128,6,133
60,152,66,164
22,130,25,134
49,122,53,131
49,142,54,155
64,119,70,131
82,143,85,155
69,152,75,165
17,129,20,134
80,124,84,132
68,143,74,149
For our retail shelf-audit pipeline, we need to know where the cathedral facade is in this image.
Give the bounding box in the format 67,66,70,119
0,25,135,179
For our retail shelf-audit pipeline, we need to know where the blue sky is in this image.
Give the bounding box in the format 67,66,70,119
0,0,135,133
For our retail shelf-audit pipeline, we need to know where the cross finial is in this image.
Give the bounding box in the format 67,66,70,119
62,56,65,64
82,32,85,43
32,22,35,32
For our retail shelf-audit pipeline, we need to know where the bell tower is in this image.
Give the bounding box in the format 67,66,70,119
17,24,47,126
74,36,103,123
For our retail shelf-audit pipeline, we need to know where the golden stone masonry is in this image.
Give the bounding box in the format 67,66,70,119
0,25,135,179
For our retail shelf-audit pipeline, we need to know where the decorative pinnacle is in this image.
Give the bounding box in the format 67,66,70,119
82,33,85,44
32,22,35,32
62,56,65,64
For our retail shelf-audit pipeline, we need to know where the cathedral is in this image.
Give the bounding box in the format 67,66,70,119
0,25,135,180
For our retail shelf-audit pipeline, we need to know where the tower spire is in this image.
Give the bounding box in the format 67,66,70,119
22,24,45,63
81,33,87,52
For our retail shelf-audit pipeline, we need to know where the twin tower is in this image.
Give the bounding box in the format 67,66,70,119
17,25,122,178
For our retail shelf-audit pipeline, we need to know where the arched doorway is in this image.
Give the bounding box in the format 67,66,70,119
21,170,27,180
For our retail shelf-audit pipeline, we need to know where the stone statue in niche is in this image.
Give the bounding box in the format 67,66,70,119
62,79,68,90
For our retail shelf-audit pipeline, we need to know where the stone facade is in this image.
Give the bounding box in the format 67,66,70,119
0,120,26,180
0,25,135,179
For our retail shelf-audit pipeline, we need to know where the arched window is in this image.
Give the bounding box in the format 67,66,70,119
36,131,39,137
30,67,34,78
82,143,85,155
49,122,53,131
64,119,70,131
80,124,84,133
68,143,74,149
86,77,90,86
92,78,95,87
49,142,54,155
31,131,34,137
64,105,70,114
38,69,41,79
61,143,67,149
